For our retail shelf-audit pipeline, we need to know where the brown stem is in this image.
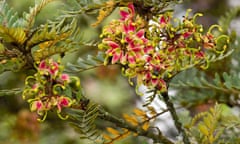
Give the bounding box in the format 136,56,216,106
161,91,190,144
98,108,174,144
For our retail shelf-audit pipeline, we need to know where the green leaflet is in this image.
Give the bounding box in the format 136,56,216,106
0,26,26,45
172,72,240,95
171,71,240,107
218,7,240,35
23,0,55,32
68,103,103,143
0,88,22,97
66,52,105,73
29,18,84,62
0,1,20,27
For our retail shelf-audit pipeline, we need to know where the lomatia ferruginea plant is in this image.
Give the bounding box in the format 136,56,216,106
1,0,240,144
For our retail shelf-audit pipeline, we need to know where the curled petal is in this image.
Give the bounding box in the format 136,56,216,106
106,48,114,55
135,52,143,61
125,36,133,43
39,60,47,70
38,59,59,76
57,112,69,120
120,10,129,20
127,54,136,64
183,32,192,38
37,111,48,122
124,23,135,33
128,3,135,15
131,46,142,52
136,29,145,38
108,41,120,49
53,84,65,95
128,23,135,32
57,96,74,113
160,16,166,24
158,79,167,92
141,37,148,43
112,50,122,64
144,45,154,53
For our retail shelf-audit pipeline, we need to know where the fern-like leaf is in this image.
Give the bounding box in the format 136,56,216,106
29,18,80,61
22,0,55,32
0,26,26,45
171,71,240,107
68,103,103,143
0,1,20,27
64,0,111,16
66,52,105,73
172,72,240,95
0,88,22,97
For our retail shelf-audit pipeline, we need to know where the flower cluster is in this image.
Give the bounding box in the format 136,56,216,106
99,3,154,67
23,59,81,121
98,3,166,91
98,4,229,93
151,9,229,75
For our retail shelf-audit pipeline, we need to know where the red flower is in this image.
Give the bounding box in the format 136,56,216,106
30,100,43,112
160,16,166,24
38,59,59,76
39,60,47,69
57,96,71,112
183,31,192,38
111,49,122,64
61,73,70,82
136,29,145,38
195,51,204,58
123,22,136,33
159,15,169,25
49,62,59,75
120,3,135,21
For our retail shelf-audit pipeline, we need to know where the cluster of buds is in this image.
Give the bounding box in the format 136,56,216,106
98,3,229,93
22,59,81,121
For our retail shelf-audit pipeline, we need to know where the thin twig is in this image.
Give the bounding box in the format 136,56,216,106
161,91,190,144
98,108,174,144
